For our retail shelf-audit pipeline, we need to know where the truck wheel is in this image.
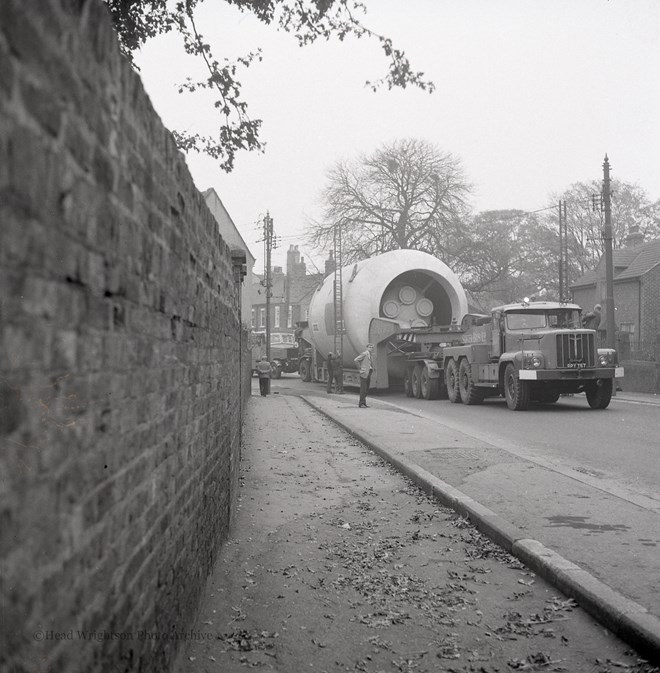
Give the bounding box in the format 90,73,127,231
586,379,613,409
299,359,312,382
411,365,422,399
420,366,440,400
445,359,461,404
504,363,529,411
403,369,413,397
458,358,484,405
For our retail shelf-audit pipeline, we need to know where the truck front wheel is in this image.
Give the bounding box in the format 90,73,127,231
445,359,461,403
299,359,312,382
504,363,530,411
586,379,613,409
458,359,484,405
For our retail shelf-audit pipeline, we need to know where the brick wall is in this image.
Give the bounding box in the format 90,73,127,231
641,265,660,347
0,1,251,671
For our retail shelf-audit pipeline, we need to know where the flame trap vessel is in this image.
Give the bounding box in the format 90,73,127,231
298,249,469,390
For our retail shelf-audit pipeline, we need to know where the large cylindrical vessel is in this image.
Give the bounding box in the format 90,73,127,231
307,249,468,368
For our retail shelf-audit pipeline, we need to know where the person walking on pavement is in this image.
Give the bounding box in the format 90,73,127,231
333,351,344,394
256,357,272,397
354,343,375,407
326,352,334,393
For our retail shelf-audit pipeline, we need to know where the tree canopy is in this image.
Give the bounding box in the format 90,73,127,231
455,209,558,309
463,181,660,309
103,0,434,171
551,180,660,276
306,138,471,265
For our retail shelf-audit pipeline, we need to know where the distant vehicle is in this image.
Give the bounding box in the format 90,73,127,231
250,331,299,379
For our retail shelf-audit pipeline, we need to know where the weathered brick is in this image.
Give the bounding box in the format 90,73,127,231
5,125,59,219
1,1,251,672
0,42,14,98
20,78,63,137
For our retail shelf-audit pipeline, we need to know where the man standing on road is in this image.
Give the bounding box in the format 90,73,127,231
256,357,272,397
354,343,375,408
326,352,334,393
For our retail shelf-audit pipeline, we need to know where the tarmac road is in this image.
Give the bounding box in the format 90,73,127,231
175,381,658,672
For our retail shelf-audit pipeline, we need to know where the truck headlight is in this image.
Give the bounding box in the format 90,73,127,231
597,349,617,366
523,353,544,369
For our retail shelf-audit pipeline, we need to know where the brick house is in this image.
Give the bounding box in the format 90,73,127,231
570,228,660,360
250,245,335,333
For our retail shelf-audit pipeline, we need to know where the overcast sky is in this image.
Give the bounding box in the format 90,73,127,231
136,0,660,272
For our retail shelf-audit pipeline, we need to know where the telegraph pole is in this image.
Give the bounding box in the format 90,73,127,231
558,200,568,300
262,212,277,392
602,156,616,349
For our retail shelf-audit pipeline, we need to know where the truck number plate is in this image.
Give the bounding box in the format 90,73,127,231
566,361,587,369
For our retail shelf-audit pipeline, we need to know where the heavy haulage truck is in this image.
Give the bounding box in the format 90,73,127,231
297,249,624,410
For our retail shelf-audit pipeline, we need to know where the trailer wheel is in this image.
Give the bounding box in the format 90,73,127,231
586,379,612,409
411,365,422,399
445,358,461,403
420,366,440,400
403,369,413,397
458,358,484,405
299,359,312,382
504,363,529,411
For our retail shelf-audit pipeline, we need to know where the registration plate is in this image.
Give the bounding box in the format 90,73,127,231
566,362,587,369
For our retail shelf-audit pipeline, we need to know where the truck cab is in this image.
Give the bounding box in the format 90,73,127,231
443,301,623,410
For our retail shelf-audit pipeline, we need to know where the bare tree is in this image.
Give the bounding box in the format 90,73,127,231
307,138,472,264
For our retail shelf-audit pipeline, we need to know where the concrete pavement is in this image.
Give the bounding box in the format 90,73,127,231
301,387,660,664
175,382,659,672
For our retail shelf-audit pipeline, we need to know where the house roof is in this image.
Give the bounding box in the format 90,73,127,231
203,188,256,265
615,238,660,280
570,238,660,288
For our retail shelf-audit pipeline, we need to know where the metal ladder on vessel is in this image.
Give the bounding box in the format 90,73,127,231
333,225,344,358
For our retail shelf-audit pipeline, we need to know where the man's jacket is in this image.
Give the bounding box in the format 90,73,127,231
256,360,272,378
354,350,374,379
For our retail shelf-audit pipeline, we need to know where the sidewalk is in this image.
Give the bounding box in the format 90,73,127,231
175,388,657,673
614,391,660,406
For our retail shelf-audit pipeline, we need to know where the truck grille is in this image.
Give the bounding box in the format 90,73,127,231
556,333,595,368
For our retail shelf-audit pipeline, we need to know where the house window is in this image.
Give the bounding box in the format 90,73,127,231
287,306,293,328
251,309,256,328
259,308,265,328
275,306,280,328
620,322,635,334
